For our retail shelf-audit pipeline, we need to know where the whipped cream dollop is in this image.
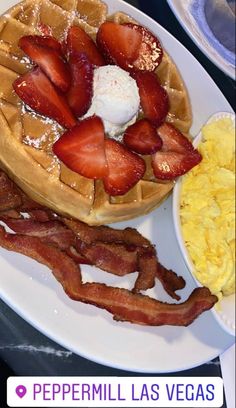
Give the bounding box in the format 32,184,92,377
85,65,140,137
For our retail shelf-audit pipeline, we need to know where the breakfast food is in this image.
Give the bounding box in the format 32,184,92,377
0,0,194,226
180,116,235,301
0,169,217,326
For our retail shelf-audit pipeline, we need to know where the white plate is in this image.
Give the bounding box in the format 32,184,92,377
173,112,235,337
0,0,235,373
167,0,235,80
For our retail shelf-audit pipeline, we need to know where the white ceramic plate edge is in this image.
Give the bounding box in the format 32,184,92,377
0,0,235,373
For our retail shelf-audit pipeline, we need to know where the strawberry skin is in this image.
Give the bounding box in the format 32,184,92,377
152,150,202,180
157,122,195,153
124,23,163,71
53,116,108,179
97,22,142,71
133,71,169,127
97,22,163,72
66,53,94,118
103,139,146,196
124,118,163,155
13,67,76,129
19,35,70,92
67,26,105,66
20,34,62,54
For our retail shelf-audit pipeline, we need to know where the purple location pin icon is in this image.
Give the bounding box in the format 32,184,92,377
16,385,27,399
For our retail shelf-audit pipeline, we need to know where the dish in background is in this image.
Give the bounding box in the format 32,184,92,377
167,0,235,80
0,0,235,373
173,112,235,337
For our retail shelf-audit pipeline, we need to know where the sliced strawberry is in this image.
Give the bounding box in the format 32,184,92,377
133,71,169,126
152,150,202,180
97,22,142,71
67,26,105,66
20,35,63,55
53,116,108,179
124,23,163,71
103,139,146,196
97,22,163,72
13,67,76,129
66,53,94,118
19,35,70,92
124,119,163,155
157,123,195,153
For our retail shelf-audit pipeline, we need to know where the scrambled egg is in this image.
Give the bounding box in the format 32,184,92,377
180,117,235,300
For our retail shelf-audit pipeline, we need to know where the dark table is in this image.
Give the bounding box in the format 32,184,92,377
0,1,235,407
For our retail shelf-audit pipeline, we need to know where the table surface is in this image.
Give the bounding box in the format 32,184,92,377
0,1,235,407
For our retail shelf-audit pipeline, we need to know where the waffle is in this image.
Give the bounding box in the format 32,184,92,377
0,0,192,225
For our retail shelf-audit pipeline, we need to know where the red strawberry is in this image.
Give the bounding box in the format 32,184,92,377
53,116,108,179
152,150,202,180
96,22,163,72
67,26,105,66
103,139,146,196
97,22,141,71
133,71,169,126
20,35,63,54
124,119,163,155
157,122,195,153
124,23,163,71
13,67,76,129
19,35,70,92
66,53,94,118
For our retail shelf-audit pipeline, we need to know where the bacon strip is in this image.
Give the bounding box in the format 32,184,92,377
134,248,157,292
0,171,22,212
76,239,138,276
0,225,218,326
0,170,185,298
64,218,150,246
156,262,186,300
0,226,82,296
77,284,217,326
2,219,75,251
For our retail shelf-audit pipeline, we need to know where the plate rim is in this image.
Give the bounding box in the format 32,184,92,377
166,0,236,80
0,0,235,373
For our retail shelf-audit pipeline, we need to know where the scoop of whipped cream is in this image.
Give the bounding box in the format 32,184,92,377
84,65,140,137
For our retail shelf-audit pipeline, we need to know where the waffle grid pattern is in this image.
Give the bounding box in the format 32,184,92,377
0,0,192,224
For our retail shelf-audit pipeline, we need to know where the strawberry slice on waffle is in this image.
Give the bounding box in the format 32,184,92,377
67,26,105,67
103,139,146,196
133,71,169,127
97,22,163,72
124,118,163,155
13,67,76,129
19,35,71,92
53,116,108,179
152,123,202,180
66,53,94,118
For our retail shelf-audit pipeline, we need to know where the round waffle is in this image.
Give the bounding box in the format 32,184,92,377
0,0,192,225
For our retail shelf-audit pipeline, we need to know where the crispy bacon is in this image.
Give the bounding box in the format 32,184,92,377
76,239,138,276
66,246,92,265
64,218,150,246
0,225,217,326
28,209,56,222
77,284,217,326
2,219,75,251
134,248,157,292
156,262,186,300
0,171,22,212
0,225,82,295
0,170,185,298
